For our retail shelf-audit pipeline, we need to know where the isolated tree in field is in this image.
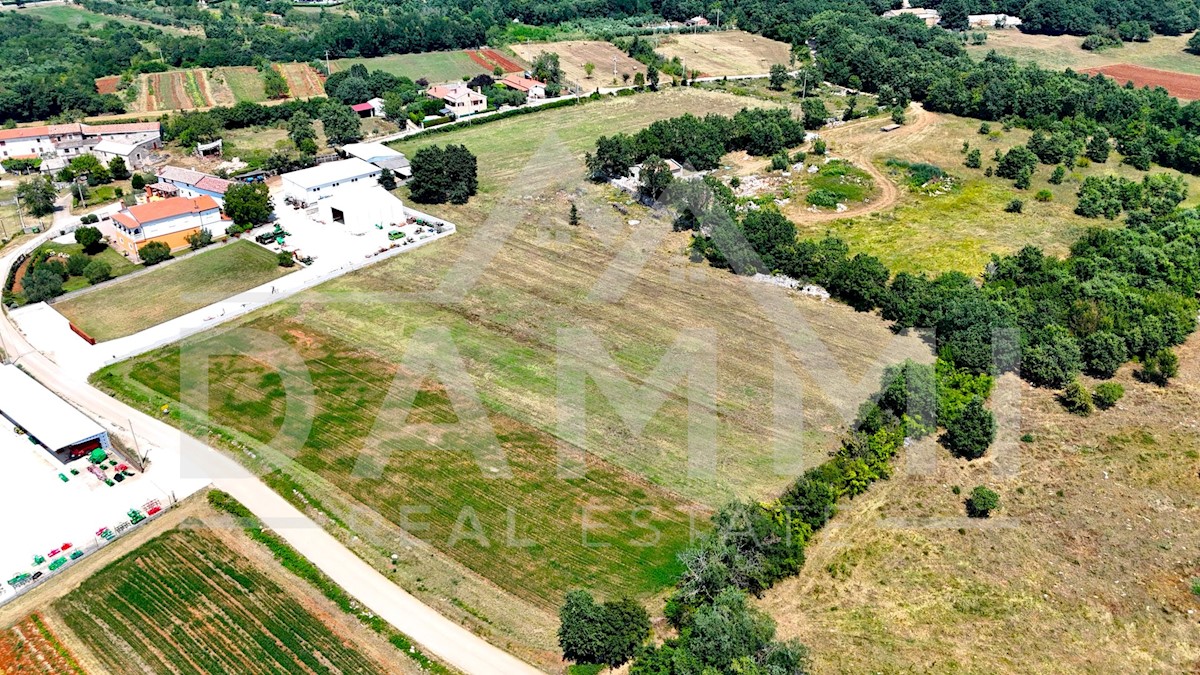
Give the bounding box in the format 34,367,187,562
978,122,991,135
107,156,130,180
801,98,829,130
138,240,171,266
569,202,579,225
409,144,478,204
378,167,397,191
633,72,645,87
492,65,504,77
639,155,674,201
287,111,317,153
945,396,995,459
74,225,102,252
811,137,827,155
966,485,999,518
965,147,981,168
769,64,789,90
223,182,273,225
319,99,362,145
531,51,563,86
584,62,595,79
263,66,290,99
558,590,649,667
83,259,111,285
647,63,659,90
890,106,906,125
17,176,57,217
1049,165,1066,184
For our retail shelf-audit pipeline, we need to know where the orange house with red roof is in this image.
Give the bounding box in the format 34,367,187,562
107,196,231,260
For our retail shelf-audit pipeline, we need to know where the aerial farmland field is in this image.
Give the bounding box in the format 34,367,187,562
51,527,402,675
0,614,83,674
654,30,793,77
332,51,489,83
509,40,645,88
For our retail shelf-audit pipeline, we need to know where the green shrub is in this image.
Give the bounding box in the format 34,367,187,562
1092,382,1124,409
966,485,1000,518
806,189,840,208
1035,189,1052,202
1004,198,1024,213
1059,379,1094,416
138,241,171,266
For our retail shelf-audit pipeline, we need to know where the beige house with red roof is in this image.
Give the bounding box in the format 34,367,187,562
155,165,233,206
107,196,231,259
426,83,487,117
499,74,547,99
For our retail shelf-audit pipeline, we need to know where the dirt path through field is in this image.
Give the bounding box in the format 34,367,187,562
794,103,936,223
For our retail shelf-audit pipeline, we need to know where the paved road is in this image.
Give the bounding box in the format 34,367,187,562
0,217,543,675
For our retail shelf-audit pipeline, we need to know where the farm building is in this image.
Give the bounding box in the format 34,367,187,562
317,185,406,231
881,7,940,25
0,364,111,461
969,13,1021,27
0,122,161,171
499,74,547,99
155,166,233,206
281,157,381,202
340,142,411,176
427,83,487,118
107,196,231,258
92,138,158,170
685,15,710,26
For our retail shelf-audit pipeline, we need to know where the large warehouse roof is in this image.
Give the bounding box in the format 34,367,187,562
0,364,106,451
282,157,379,191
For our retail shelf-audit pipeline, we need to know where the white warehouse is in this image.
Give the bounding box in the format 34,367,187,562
317,185,407,232
281,158,381,203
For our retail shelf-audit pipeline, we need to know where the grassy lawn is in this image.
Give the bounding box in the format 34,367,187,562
33,241,139,293
220,66,267,103
52,527,394,674
22,4,191,34
802,111,1200,275
55,240,291,341
332,50,488,83
966,30,1200,76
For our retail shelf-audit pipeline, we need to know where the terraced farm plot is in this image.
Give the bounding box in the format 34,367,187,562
143,70,213,111
0,614,83,674
510,40,645,88
331,51,488,83
1081,63,1200,100
94,76,121,95
655,30,793,77
53,528,390,675
275,63,326,98
54,240,293,342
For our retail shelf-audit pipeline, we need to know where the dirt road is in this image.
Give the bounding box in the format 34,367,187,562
795,103,938,223
0,231,543,675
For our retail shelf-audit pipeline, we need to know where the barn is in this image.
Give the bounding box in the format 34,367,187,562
0,365,110,462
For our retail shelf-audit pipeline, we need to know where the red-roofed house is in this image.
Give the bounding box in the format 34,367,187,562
426,83,487,118
499,74,547,99
156,165,233,205
0,121,161,171
107,196,231,259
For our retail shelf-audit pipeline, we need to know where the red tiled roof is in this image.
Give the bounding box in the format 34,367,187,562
114,196,222,229
81,122,161,135
351,102,374,112
195,175,232,194
0,121,160,142
500,75,545,92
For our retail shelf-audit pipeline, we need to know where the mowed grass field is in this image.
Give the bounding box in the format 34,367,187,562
55,240,292,342
94,90,930,651
762,331,1200,672
52,527,395,674
802,108,1200,275
967,30,1200,76
215,66,267,104
655,30,793,77
332,51,488,83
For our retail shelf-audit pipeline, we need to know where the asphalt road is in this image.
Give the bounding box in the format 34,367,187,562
0,216,543,675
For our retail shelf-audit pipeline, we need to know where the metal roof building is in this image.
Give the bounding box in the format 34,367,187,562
0,364,110,457
281,158,381,202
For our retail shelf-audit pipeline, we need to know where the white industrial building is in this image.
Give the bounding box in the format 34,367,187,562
0,364,111,460
317,185,407,231
281,158,381,203
341,142,411,177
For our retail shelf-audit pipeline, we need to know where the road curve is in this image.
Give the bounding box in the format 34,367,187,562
0,229,543,675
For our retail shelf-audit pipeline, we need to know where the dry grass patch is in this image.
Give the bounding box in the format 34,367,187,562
967,30,1200,76
510,40,646,88
655,30,793,77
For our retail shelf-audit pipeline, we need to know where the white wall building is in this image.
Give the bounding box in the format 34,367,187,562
281,158,381,202
341,142,411,177
108,195,231,258
0,122,161,171
317,185,407,231
0,364,111,457
92,138,158,170
426,83,487,118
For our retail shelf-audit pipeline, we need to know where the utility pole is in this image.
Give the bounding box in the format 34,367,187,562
14,190,25,233
715,8,721,29
325,49,331,75
612,55,617,77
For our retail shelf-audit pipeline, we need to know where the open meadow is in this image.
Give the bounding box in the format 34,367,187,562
510,40,645,88
22,4,196,34
332,50,489,83
762,330,1200,672
967,29,1200,76
54,240,292,342
51,524,414,674
94,87,931,661
654,30,793,77
793,106,1200,275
